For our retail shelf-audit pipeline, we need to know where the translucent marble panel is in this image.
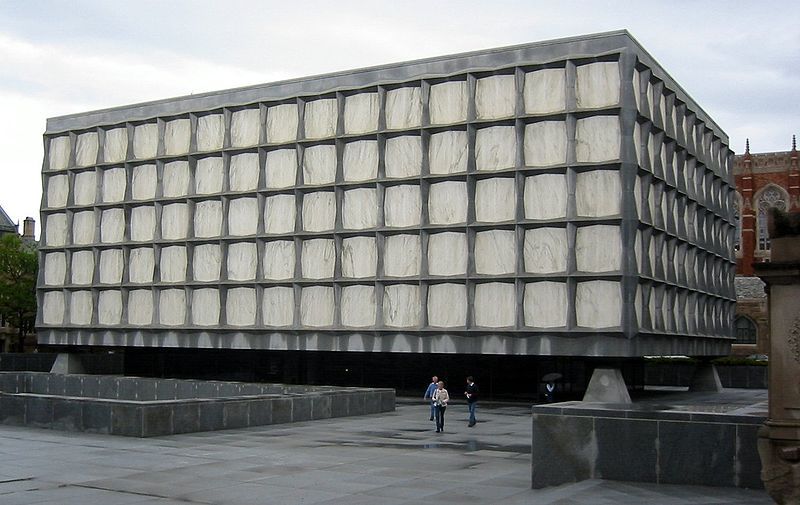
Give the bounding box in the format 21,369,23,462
476,75,516,120
69,291,93,325
71,250,94,285
100,208,124,243
104,128,127,163
229,153,259,192
230,109,260,147
575,171,621,217
343,188,377,229
44,252,66,286
227,242,257,281
429,81,467,125
163,161,190,197
164,118,190,155
576,62,621,109
160,246,187,282
196,157,224,195
301,239,335,279
263,240,295,280
386,87,422,130
130,206,156,241
197,114,224,152
263,287,294,326
227,288,256,326
475,230,516,275
385,136,422,178
132,164,157,200
476,126,516,171
474,283,515,327
192,289,220,326
384,234,420,277
428,181,467,225
475,178,515,222
341,285,376,327
524,68,566,114
302,192,335,232
228,198,258,236
575,116,620,163
99,249,123,284
128,290,153,325
384,185,421,227
266,103,298,143
265,149,297,189
524,174,567,219
72,211,95,245
133,123,158,159
429,131,468,174
524,121,567,167
427,283,467,327
161,203,189,240
42,291,65,325
129,248,155,284
300,286,334,327
524,282,567,327
159,289,186,326
576,225,621,272
341,236,377,278
304,99,337,139
102,167,126,203
47,174,69,208
264,195,296,234
344,93,378,134
98,291,122,325
75,132,98,167
49,136,71,170
428,232,467,276
524,228,567,273
45,213,67,246
193,244,221,282
303,144,336,185
383,284,420,327
576,280,622,328
343,141,378,182
74,171,97,206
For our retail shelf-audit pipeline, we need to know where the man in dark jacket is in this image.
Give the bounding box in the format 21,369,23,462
465,376,478,427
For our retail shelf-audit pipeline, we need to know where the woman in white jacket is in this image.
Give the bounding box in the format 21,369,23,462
432,381,449,433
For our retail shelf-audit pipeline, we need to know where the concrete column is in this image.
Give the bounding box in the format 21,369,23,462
50,353,85,374
582,368,631,404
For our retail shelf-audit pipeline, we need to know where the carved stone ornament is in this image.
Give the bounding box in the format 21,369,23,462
789,316,800,364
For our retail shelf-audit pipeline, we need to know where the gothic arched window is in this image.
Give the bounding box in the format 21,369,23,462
734,316,757,344
757,186,788,251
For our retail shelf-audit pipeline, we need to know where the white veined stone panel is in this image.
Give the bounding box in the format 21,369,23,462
524,121,567,167
100,208,125,243
99,249,123,284
524,68,566,114
429,130,468,174
303,144,336,185
428,181,467,225
69,291,93,325
265,149,298,188
266,103,298,143
265,195,296,233
74,171,97,206
385,136,422,178
193,244,221,282
161,203,189,240
129,248,155,284
191,289,220,326
576,62,621,109
228,198,258,236
164,118,190,155
476,126,516,171
128,290,153,325
304,99,337,140
428,232,467,276
102,167,126,203
302,192,335,232
475,230,516,275
524,228,568,273
300,286,334,327
524,174,567,219
229,153,260,192
344,93,379,134
160,246,187,282
263,287,294,326
386,87,422,130
195,157,224,194
476,75,516,120
341,236,377,278
132,164,157,200
47,174,69,208
576,171,621,217
576,280,621,328
133,123,158,159
227,242,257,281
44,252,66,286
72,211,95,245
98,291,122,325
575,116,620,163
383,284,420,327
159,289,186,326
384,234,420,277
263,240,295,280
42,291,65,325
634,122,642,166
227,287,256,326
429,81,467,125
576,225,622,272
104,128,128,163
71,250,94,285
524,282,567,327
75,132,98,167
163,161,190,197
474,283,515,327
45,213,67,246
343,188,377,230
427,283,467,327
301,239,335,279
230,109,260,147
384,185,421,227
343,141,378,182
341,285,376,327
49,136,71,170
197,114,224,151
130,206,156,241
475,178,515,222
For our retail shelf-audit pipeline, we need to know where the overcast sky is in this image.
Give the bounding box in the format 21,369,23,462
0,0,797,234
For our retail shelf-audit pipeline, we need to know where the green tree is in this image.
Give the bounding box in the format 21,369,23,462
0,234,38,351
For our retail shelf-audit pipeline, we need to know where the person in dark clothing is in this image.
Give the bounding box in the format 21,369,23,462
465,376,478,427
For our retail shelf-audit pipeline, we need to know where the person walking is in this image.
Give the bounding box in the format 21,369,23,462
465,376,478,427
424,376,438,421
432,380,449,433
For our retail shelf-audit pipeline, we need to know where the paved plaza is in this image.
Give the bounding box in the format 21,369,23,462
0,400,771,504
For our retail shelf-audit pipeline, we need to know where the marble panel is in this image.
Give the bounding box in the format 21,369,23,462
102,167,126,203
524,68,566,114
385,87,422,130
266,103,298,143
343,140,378,181
475,177,515,222
341,236,377,278
74,171,97,206
263,241,295,280
385,135,422,178
100,208,124,243
227,242,257,281
228,197,258,236
263,287,294,326
524,121,567,167
163,161,190,197
44,252,66,286
133,123,158,159
160,246,187,282
99,249,123,284
301,239,335,279
197,114,224,151
193,244,221,282
129,248,155,284
429,81,467,125
304,99,337,139
524,174,567,219
474,283,515,327
69,291,93,325
159,289,186,326
576,225,621,272
42,292,65,325
476,126,516,171
264,194,296,233
130,206,155,241
429,130,468,174
164,118,190,155
49,136,71,170
383,234,420,277
428,181,467,225
302,192,335,232
192,289,220,326
476,75,516,119
265,149,298,188
161,203,189,240
75,132,98,167
104,128,128,163
127,290,153,325
344,93,379,134
475,230,516,275
71,250,94,285
229,153,260,192
98,291,122,325
303,144,336,185
576,62,621,109
230,109,260,147
132,164,157,200
575,116,620,163
226,288,256,326
72,211,95,245
47,174,69,208
195,157,224,194
428,232,467,276
384,184,421,227
192,200,222,238
300,286,334,327
343,188,377,229
341,285,376,327
575,170,621,217
576,280,621,328
45,213,67,246
427,283,467,327
524,282,567,327
383,284,420,328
